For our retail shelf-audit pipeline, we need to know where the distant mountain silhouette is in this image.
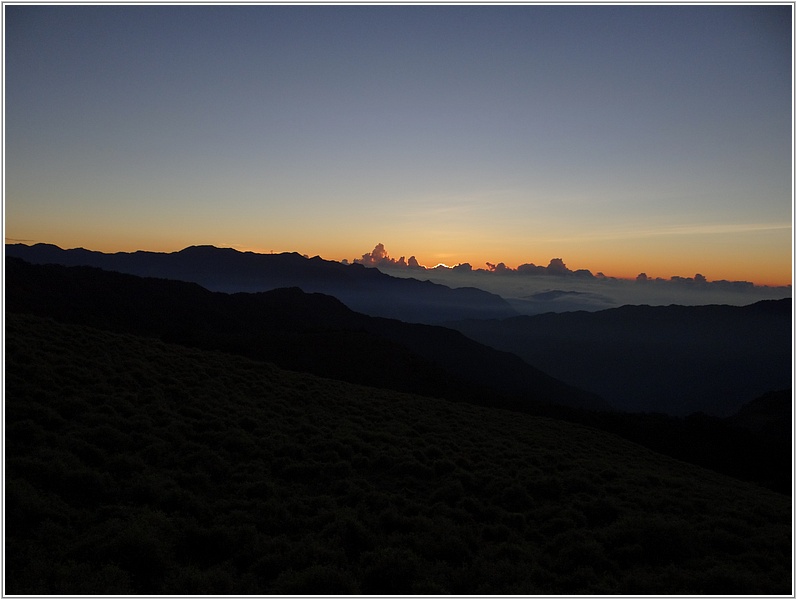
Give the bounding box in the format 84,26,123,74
5,257,605,412
8,257,790,494
725,389,792,438
4,243,518,324
448,301,792,417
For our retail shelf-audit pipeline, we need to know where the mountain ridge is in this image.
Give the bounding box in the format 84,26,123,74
5,256,605,412
6,256,791,494
5,243,518,324
447,299,791,416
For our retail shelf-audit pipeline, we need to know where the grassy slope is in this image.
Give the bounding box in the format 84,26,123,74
5,313,792,595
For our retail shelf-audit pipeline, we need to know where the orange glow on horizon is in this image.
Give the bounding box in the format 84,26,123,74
4,233,792,288
377,248,793,288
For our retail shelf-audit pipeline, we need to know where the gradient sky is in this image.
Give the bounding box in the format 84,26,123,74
4,4,793,285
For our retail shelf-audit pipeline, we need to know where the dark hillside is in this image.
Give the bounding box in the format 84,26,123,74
725,389,792,438
5,243,519,324
5,257,603,412
5,313,792,594
449,300,792,416
6,257,790,493
572,401,792,495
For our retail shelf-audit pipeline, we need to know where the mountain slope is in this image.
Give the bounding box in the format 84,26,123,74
726,389,792,438
6,313,792,594
5,243,518,324
448,301,792,416
5,256,605,412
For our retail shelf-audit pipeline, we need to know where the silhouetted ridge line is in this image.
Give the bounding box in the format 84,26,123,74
5,257,605,412
448,299,791,416
5,243,518,324
725,389,791,437
8,257,790,494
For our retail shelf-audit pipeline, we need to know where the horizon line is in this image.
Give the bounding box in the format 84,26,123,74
5,239,792,289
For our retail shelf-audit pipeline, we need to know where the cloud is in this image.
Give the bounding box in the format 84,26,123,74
507,289,617,314
357,242,388,266
635,272,758,293
487,257,595,279
352,244,599,280
485,261,510,273
353,244,790,297
354,244,594,277
354,243,423,270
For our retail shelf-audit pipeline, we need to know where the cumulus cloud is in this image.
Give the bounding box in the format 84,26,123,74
356,244,544,274
546,258,569,275
485,257,594,278
486,261,510,273
353,244,598,280
629,271,762,294
351,244,790,300
357,243,389,266
517,262,545,275
354,243,423,270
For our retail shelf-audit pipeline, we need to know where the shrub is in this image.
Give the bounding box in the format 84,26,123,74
578,496,621,527
5,477,71,533
162,564,234,595
320,512,375,560
57,468,115,505
554,536,611,574
411,528,473,564
429,480,465,505
602,515,696,566
528,476,562,500
694,562,768,594
359,547,423,594
498,484,532,512
14,558,135,595
481,523,512,543
270,565,359,594
83,508,176,591
174,523,235,568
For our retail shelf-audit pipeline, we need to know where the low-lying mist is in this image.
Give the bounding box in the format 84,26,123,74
374,264,790,315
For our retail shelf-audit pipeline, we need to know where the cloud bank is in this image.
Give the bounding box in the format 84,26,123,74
352,243,778,287
353,244,596,277
350,244,791,315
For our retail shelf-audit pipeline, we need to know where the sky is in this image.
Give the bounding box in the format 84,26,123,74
4,4,793,286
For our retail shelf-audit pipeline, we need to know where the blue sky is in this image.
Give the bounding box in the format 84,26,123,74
4,4,792,284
